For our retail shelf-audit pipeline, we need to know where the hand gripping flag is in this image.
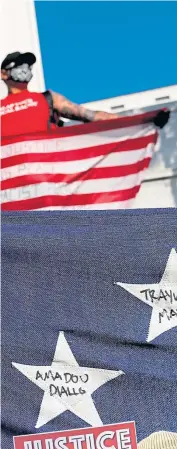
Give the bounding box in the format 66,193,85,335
1,110,169,211
1,209,177,449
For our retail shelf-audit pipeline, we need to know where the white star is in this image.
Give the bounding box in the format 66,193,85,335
115,248,177,342
12,332,124,428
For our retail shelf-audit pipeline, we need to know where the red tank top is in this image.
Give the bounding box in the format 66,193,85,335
1,90,51,138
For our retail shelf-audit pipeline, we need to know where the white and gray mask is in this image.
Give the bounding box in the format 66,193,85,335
8,63,33,83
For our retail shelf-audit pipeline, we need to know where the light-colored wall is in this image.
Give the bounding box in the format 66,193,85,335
0,0,45,99
82,87,177,208
133,102,177,208
133,179,177,208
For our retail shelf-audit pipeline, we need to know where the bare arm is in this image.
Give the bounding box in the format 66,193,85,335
51,90,119,122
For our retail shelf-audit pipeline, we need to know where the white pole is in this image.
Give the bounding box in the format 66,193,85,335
0,0,45,98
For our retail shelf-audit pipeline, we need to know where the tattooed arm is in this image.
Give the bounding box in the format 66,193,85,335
51,90,119,122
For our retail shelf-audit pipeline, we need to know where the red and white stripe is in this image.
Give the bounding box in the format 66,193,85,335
1,113,158,211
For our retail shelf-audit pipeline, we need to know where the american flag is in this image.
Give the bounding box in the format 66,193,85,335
1,209,177,449
1,111,161,211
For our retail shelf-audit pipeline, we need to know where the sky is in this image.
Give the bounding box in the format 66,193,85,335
35,1,177,103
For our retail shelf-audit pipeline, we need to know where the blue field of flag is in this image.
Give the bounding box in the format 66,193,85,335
2,210,177,448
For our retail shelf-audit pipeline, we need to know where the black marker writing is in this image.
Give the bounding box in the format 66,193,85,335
36,370,89,384
140,289,177,304
159,308,177,323
49,384,86,398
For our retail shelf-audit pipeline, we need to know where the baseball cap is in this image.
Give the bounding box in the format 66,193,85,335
1,52,36,70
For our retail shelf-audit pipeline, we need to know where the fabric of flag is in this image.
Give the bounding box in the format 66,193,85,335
1,111,161,211
2,209,177,449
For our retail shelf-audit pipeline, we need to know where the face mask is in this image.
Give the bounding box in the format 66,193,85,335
9,63,33,83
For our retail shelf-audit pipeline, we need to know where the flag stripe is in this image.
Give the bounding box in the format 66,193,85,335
1,134,156,168
1,146,153,176
1,172,145,203
1,185,140,210
1,157,151,188
1,111,160,211
1,126,156,159
32,200,135,210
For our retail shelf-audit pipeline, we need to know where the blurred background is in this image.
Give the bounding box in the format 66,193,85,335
1,0,177,207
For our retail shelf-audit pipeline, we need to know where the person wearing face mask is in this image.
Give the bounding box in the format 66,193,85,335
1,51,170,139
1,51,119,138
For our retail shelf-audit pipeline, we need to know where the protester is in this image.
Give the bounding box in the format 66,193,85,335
1,51,119,137
138,431,177,449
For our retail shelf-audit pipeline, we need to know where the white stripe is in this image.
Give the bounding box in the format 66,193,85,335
1,124,155,158
57,144,153,173
1,144,153,181
1,173,142,203
32,200,134,210
2,144,154,178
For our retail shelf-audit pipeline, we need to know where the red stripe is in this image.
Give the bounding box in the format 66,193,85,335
1,185,140,210
1,157,150,190
1,110,161,146
1,134,156,169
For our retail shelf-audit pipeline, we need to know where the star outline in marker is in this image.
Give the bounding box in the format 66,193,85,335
114,248,177,342
12,331,124,429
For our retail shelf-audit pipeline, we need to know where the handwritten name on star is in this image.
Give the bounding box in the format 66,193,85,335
140,288,177,304
140,288,177,325
115,249,177,341
12,332,124,427
158,308,177,324
36,370,89,399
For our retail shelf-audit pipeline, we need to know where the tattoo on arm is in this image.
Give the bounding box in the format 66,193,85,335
52,92,97,122
59,101,97,122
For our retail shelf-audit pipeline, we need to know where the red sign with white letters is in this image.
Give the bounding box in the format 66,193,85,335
13,422,137,449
